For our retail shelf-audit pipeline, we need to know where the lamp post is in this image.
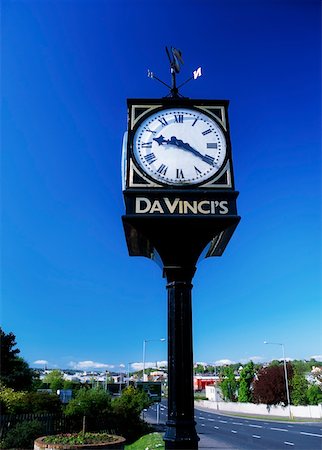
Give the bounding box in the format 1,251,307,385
143,338,166,382
127,362,134,386
264,341,291,418
119,364,125,395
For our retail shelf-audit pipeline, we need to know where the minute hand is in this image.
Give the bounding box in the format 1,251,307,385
177,140,216,167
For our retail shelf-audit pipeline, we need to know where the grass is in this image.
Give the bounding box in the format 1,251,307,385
125,432,164,450
196,409,322,422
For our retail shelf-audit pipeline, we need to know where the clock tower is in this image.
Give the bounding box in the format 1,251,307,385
122,49,240,449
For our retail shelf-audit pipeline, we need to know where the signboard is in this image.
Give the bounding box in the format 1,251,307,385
124,190,238,217
57,389,72,404
106,383,126,395
136,381,162,403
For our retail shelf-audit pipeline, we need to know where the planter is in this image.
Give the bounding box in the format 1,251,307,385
34,434,126,450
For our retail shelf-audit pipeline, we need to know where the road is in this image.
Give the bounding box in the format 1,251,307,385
144,401,322,449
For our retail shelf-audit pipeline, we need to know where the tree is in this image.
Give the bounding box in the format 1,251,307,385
112,385,150,418
238,361,255,403
0,384,61,414
111,386,151,442
219,367,238,402
21,392,62,413
252,363,293,406
194,364,206,374
65,387,112,418
307,385,322,405
0,328,34,391
0,384,26,414
64,380,82,394
291,371,308,405
292,360,308,375
43,370,64,391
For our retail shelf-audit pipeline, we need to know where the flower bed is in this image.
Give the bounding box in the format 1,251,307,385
34,432,126,450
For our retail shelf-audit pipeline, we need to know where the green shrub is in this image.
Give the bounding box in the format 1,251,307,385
22,392,62,413
307,384,322,405
112,386,151,418
111,386,151,443
0,385,27,414
0,420,44,449
0,388,62,414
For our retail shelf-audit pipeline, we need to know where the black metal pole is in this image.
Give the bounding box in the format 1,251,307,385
163,267,199,449
170,69,179,97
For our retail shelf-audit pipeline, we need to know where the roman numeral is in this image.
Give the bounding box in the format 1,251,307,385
158,117,168,127
207,143,217,149
192,117,199,126
144,153,157,164
174,114,183,123
203,154,215,166
146,128,156,134
156,164,168,175
176,169,184,179
194,166,202,175
141,142,152,148
202,128,212,136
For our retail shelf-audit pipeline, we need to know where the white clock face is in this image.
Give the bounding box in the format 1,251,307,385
132,107,227,185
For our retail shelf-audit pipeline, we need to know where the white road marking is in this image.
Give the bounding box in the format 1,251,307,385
208,418,215,422
249,424,262,428
232,422,243,426
270,427,288,432
199,417,206,420
284,442,294,446
231,430,237,433
219,420,227,423
252,435,261,439
300,431,322,438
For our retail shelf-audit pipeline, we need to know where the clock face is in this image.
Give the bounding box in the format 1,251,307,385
132,107,227,186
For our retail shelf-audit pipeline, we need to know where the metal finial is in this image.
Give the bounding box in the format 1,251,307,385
147,47,202,98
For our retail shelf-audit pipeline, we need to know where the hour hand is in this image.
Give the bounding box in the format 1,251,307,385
153,135,167,146
153,135,180,146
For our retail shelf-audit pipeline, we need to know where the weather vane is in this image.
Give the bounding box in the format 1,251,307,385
148,46,202,98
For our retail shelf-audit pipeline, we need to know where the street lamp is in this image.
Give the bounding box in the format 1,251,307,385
143,338,166,381
264,341,291,418
119,364,125,394
127,362,134,386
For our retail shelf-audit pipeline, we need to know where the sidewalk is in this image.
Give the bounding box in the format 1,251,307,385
151,424,239,449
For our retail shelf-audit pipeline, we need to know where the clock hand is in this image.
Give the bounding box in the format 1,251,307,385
153,135,217,167
153,135,167,146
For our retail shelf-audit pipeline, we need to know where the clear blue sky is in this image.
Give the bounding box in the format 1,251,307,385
2,0,321,372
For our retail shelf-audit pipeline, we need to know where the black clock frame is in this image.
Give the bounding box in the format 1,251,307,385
125,97,236,191
128,102,231,189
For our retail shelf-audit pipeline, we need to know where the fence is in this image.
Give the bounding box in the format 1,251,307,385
0,413,116,439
